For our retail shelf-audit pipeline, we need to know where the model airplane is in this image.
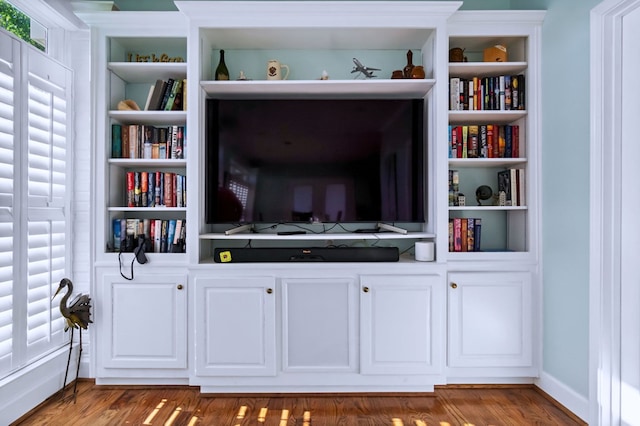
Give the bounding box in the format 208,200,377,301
351,58,380,79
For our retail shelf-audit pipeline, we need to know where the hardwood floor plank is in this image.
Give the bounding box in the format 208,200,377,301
12,381,587,426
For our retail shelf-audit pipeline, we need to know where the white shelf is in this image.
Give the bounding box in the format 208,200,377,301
108,159,187,167
109,110,187,125
449,61,527,78
200,232,435,241
108,62,187,83
448,206,527,211
448,110,526,124
201,79,435,99
448,158,527,168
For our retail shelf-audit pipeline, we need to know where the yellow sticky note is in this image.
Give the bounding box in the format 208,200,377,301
219,251,232,263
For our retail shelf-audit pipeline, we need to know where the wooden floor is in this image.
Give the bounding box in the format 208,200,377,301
13,380,586,426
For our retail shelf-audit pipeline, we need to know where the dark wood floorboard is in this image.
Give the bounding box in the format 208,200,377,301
12,380,586,426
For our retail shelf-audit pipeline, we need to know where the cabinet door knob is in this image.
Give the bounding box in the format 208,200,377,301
177,284,183,290
363,286,369,293
450,282,457,289
266,288,273,294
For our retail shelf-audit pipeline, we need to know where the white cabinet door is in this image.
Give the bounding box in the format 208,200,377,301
448,271,532,368
360,275,442,375
281,278,357,372
100,273,187,369
195,277,276,376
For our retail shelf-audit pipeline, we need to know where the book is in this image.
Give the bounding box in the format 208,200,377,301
497,169,512,205
164,79,183,111
164,172,174,207
172,79,186,111
128,125,138,159
141,171,148,207
467,218,475,252
450,77,460,110
453,218,462,252
143,84,155,110
134,171,141,207
121,124,129,158
148,172,155,207
460,218,468,252
113,218,121,251
148,79,167,110
154,219,162,252
473,218,482,252
510,168,518,206
181,79,187,111
126,171,135,207
167,219,177,249
517,168,526,206
504,124,512,158
158,78,175,110
468,125,479,158
111,124,122,158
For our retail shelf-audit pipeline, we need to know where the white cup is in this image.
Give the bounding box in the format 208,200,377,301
267,59,290,80
414,241,435,262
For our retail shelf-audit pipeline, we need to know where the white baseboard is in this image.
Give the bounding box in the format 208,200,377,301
0,345,79,425
536,371,589,422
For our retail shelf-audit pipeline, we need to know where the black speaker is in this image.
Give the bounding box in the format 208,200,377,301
213,247,399,263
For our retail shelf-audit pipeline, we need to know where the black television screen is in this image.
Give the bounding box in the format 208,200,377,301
205,98,425,225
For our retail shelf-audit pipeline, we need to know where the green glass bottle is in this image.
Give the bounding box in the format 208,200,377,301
215,49,229,81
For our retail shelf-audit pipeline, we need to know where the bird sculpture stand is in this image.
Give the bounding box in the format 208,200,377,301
52,278,92,402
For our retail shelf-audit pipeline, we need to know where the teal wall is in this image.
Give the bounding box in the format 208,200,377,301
99,0,596,399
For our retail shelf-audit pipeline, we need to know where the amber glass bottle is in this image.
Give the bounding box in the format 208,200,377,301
403,50,414,79
215,49,229,80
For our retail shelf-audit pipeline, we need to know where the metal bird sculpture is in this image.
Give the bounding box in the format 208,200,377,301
52,278,92,401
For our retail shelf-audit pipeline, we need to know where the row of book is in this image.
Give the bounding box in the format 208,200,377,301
112,124,185,160
126,171,186,208
449,124,520,159
113,218,186,254
449,75,525,111
144,78,186,111
449,217,482,252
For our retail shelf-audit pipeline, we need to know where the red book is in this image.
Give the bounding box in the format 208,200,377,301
486,124,495,158
126,171,135,207
512,125,520,158
453,218,462,252
141,171,148,207
460,218,468,252
164,172,174,207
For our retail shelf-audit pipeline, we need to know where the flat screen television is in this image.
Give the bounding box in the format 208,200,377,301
205,97,425,226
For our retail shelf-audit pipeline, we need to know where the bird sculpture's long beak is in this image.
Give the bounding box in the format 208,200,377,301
52,284,63,301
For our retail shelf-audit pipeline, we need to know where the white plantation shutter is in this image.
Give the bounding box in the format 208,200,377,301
0,34,18,377
0,28,72,379
24,48,69,360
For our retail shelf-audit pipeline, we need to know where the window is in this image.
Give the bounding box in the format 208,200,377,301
0,27,71,379
0,0,46,51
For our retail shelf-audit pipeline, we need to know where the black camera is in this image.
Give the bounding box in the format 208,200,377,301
133,235,152,264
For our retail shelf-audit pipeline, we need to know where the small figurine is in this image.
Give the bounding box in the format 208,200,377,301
320,70,329,80
237,70,248,80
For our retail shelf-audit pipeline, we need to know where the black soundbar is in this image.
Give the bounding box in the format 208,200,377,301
213,247,399,263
